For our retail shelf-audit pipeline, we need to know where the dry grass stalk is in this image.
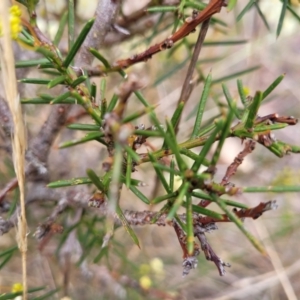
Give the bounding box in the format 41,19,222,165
0,1,27,298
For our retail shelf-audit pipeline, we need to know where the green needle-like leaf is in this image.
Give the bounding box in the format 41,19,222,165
213,66,260,84
152,192,178,204
15,58,50,68
254,3,270,31
108,144,123,216
50,91,72,104
262,74,285,100
21,97,74,104
169,159,175,191
93,246,108,263
90,48,111,68
54,11,68,46
71,75,88,88
164,120,187,172
91,82,97,99
68,0,75,48
210,108,235,167
285,1,300,22
36,46,59,61
0,246,17,258
222,83,240,119
191,72,212,139
170,101,185,129
67,123,100,131
151,163,181,176
146,6,177,13
197,122,217,137
149,153,172,193
254,123,287,132
244,91,263,130
167,182,189,219
186,194,194,255
236,0,255,22
185,203,223,219
243,185,300,193
70,91,102,124
122,106,156,124
19,78,51,85
133,90,151,107
227,0,238,11
203,40,248,46
0,251,14,269
116,205,140,248
47,177,92,188
237,79,248,107
124,145,141,163
129,186,150,204
107,94,119,112
100,78,106,100
192,120,223,172
191,191,248,209
59,132,104,148
62,18,95,68
277,0,288,37
86,169,106,192
125,153,133,188
162,101,185,148
180,148,210,166
211,194,266,254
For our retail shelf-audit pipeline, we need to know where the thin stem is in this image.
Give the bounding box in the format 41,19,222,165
175,17,211,132
178,18,211,105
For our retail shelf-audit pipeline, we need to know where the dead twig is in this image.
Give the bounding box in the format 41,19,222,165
195,223,231,276
221,140,256,186
197,200,278,224
200,140,256,207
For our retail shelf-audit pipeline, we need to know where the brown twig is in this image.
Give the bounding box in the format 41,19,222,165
178,18,211,105
173,221,201,277
195,223,231,276
197,200,278,224
115,0,226,69
90,200,276,227
175,17,211,133
255,113,298,125
199,140,256,207
0,178,18,203
221,140,256,185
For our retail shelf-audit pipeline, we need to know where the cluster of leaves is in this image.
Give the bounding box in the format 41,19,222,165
1,0,300,298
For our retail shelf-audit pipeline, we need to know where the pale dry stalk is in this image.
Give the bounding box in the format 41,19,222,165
0,1,27,298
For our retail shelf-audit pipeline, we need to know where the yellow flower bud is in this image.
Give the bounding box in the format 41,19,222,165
0,5,22,40
242,86,251,96
11,282,23,293
150,257,164,275
139,275,152,290
10,5,22,17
